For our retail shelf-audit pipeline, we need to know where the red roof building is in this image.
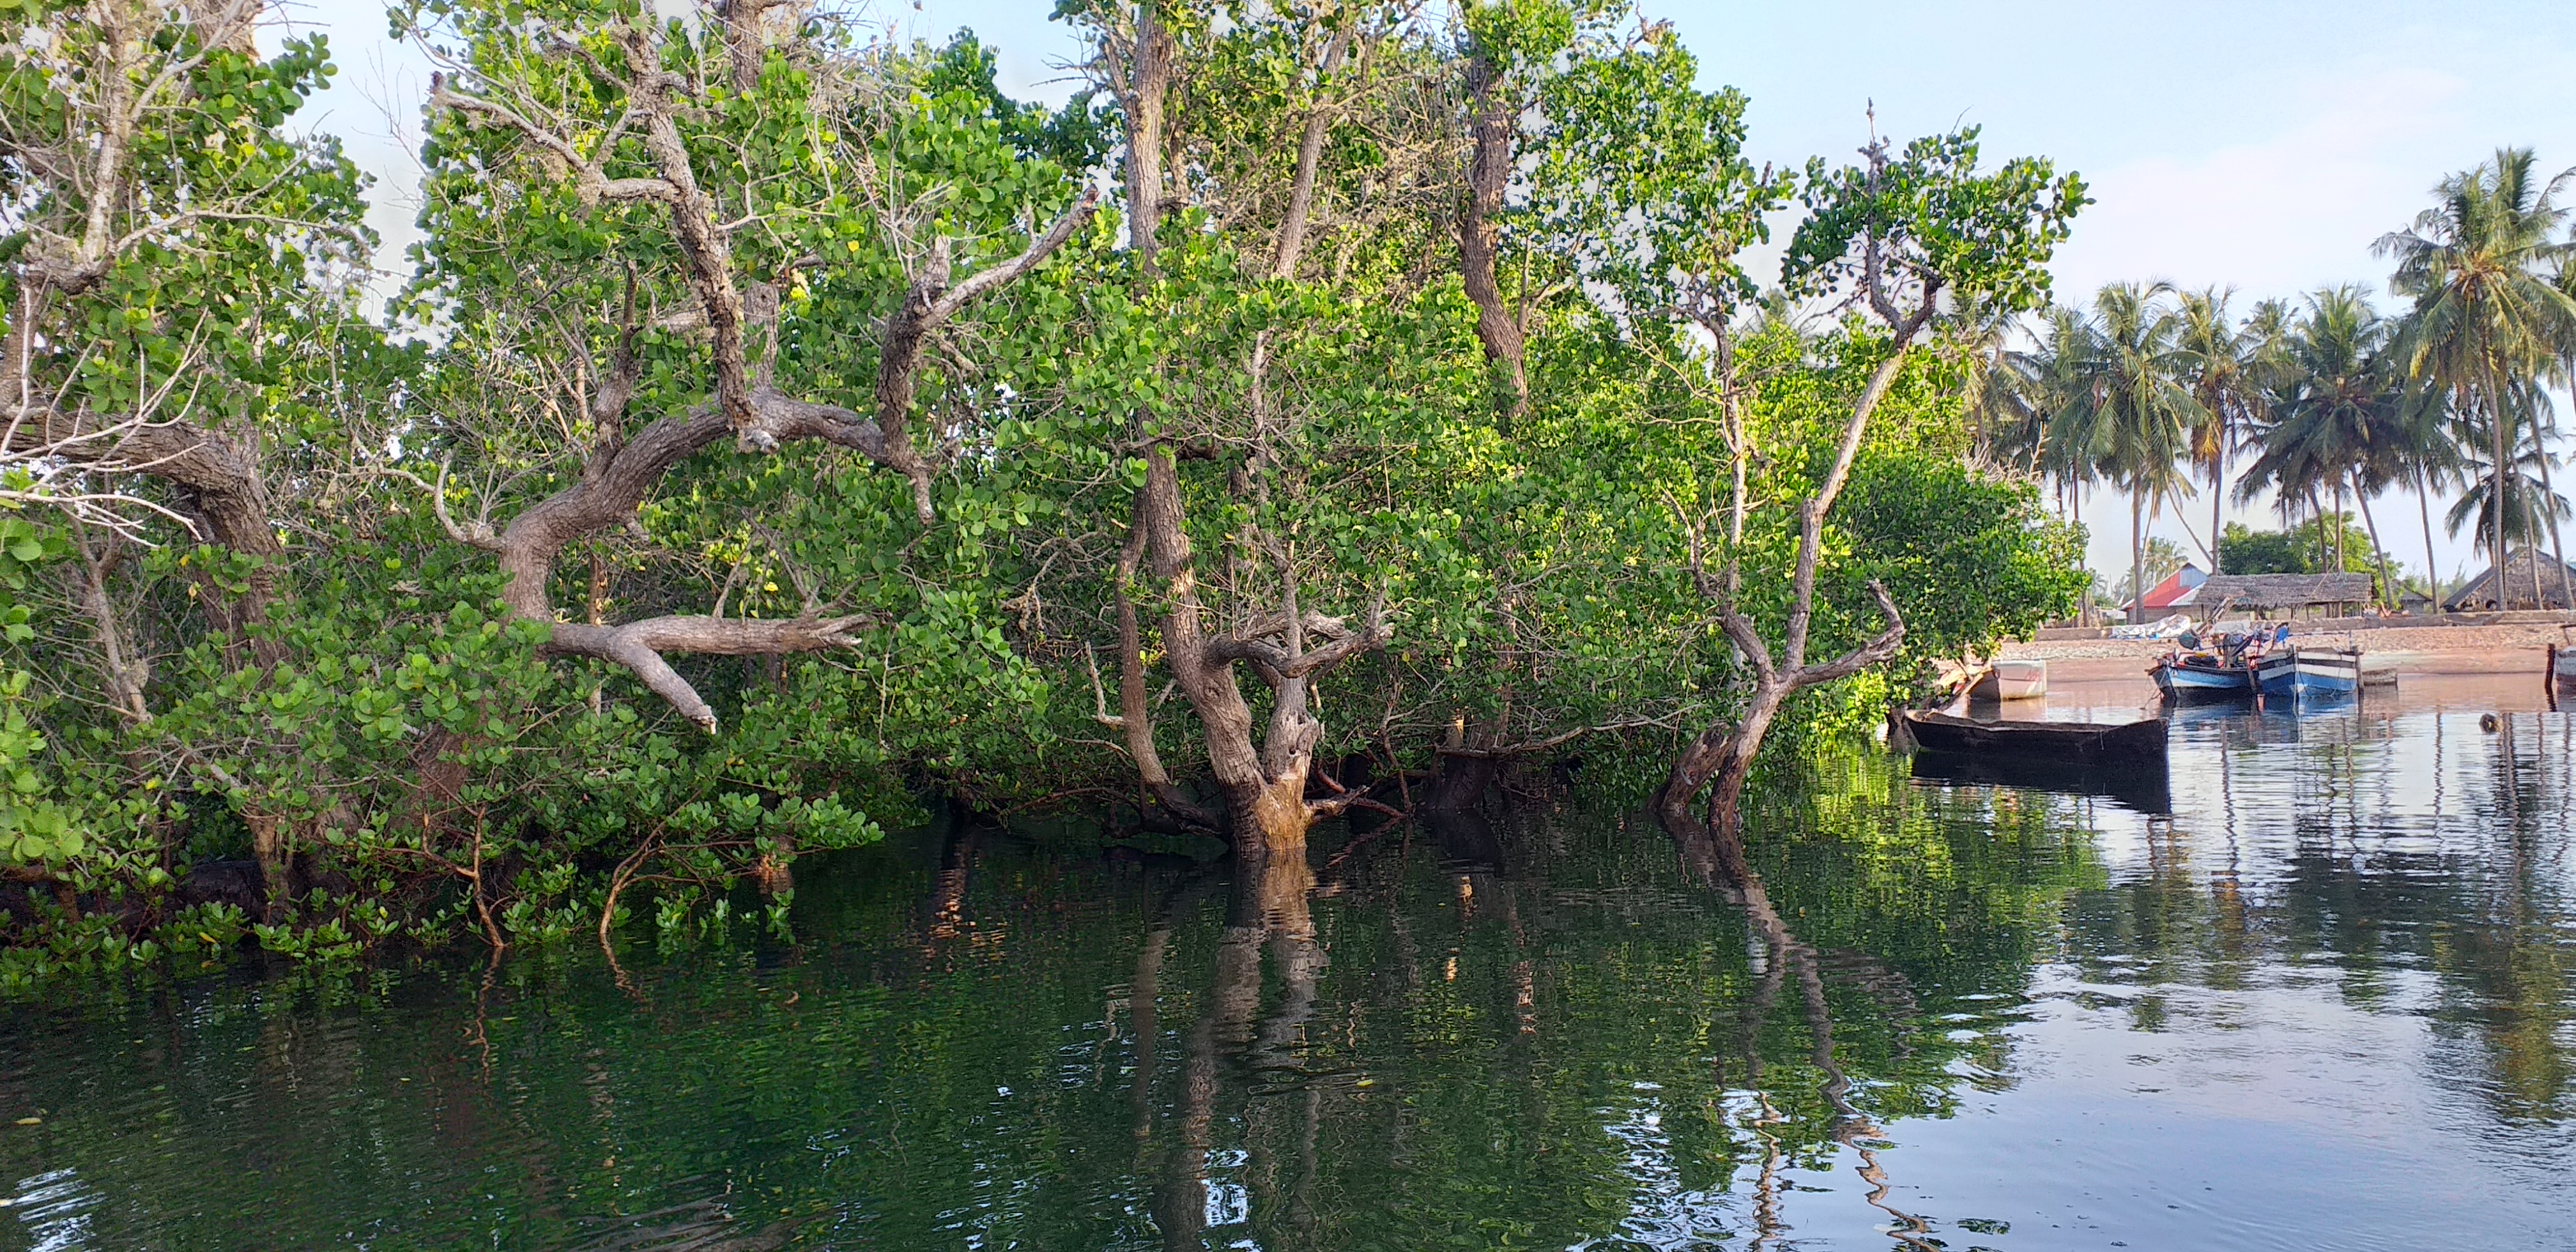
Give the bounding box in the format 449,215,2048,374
2133,563,2206,617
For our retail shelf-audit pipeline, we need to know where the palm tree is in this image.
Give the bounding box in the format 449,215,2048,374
2072,282,2205,622
2389,371,2468,603
2446,404,2571,590
2538,254,2576,607
2527,395,2575,606
2022,303,2109,619
2030,303,2104,504
2177,287,2266,572
1958,302,2043,471
2238,287,2406,605
2377,148,2576,607
2471,380,2574,605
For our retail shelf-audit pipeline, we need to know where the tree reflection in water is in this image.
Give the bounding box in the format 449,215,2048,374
4,707,2574,1249
1667,789,1939,1251
1098,756,2080,1251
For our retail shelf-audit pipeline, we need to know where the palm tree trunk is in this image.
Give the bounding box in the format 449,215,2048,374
2526,455,2545,608
2209,452,2225,575
2483,348,2511,608
2318,487,2339,569
2130,489,2146,626
2073,477,2090,626
2333,478,2347,571
2354,472,2397,610
2545,358,2565,610
2542,420,2573,610
2416,463,2443,610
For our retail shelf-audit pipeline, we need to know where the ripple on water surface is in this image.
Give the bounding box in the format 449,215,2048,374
4,682,2573,1249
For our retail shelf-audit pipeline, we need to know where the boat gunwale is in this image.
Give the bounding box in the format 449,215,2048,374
1901,710,2169,768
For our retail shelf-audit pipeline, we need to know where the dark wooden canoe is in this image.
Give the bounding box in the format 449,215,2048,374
1898,710,2168,769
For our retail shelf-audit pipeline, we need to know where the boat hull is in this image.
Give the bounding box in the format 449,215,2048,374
1899,711,2168,770
2254,647,2361,699
1968,659,2048,701
2154,659,2253,701
2554,644,2576,693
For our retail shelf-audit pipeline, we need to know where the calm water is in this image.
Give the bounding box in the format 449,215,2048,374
4,679,2574,1251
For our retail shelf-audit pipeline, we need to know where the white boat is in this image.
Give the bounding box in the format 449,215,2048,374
2552,638,2576,694
1968,659,2047,701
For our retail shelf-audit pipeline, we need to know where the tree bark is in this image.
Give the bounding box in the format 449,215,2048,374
1710,318,1749,601
1659,261,1928,828
1457,45,1527,419
2129,490,2145,625
2209,445,2225,575
429,195,1094,728
2483,347,2510,607
2333,478,2347,572
1,408,289,665
1123,0,1173,271
2318,489,2339,572
2534,413,2573,609
618,29,758,441
436,34,1093,476
2354,472,2396,609
1424,740,1500,814
2418,464,2444,607
1136,443,1388,862
0,0,298,664
2073,477,2092,627
1140,445,1307,858
64,524,149,722
1099,4,1353,846
717,0,776,95
1109,510,1220,831
1270,26,1352,282
186,0,261,55
245,814,295,924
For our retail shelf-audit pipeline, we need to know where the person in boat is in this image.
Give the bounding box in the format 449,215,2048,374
2162,633,2230,673
2230,622,2288,664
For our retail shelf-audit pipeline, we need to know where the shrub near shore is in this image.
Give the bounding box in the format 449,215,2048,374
0,0,2083,982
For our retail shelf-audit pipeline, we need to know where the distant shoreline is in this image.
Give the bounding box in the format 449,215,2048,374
2003,620,2571,687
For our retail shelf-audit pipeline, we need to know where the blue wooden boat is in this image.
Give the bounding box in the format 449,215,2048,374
2252,646,2361,699
2152,653,2255,700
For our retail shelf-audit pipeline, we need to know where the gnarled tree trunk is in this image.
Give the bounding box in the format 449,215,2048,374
1457,44,1528,420
429,56,1098,726
1137,445,1389,864
1658,282,1926,832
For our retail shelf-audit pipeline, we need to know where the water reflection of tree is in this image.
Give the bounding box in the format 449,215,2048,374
1118,755,2097,1249
0,756,2095,1251
1669,781,1945,1250
2458,710,2575,1118
16,717,2575,1246
2081,705,2576,1122
1140,851,1321,1249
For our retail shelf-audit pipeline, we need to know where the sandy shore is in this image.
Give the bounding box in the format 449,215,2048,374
1998,620,2572,684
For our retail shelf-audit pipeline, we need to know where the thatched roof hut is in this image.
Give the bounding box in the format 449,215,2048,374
2443,549,2576,611
2196,572,2375,612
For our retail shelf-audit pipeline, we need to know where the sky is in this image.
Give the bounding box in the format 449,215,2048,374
266,0,2576,587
